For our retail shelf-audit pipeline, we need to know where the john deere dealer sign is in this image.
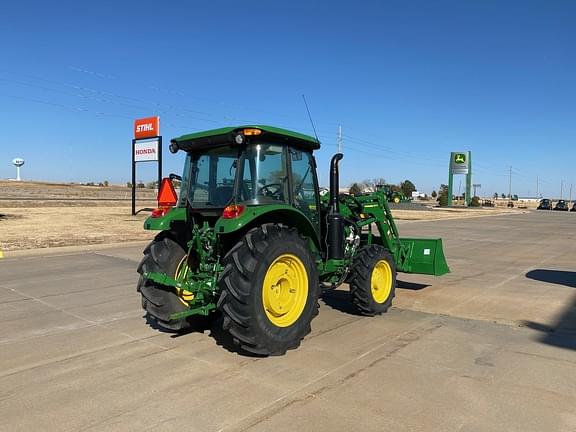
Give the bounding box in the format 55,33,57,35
450,152,470,174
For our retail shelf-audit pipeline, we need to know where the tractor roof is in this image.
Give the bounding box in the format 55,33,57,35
171,125,320,152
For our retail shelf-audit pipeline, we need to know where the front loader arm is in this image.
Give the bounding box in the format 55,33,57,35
341,191,450,276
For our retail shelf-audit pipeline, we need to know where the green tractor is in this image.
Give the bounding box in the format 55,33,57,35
375,184,406,204
137,126,449,356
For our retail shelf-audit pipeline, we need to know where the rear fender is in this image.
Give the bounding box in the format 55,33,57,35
215,205,321,255
144,207,187,231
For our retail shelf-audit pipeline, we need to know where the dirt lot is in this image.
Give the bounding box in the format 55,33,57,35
0,181,525,251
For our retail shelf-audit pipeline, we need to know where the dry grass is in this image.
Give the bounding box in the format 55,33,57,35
0,206,156,251
392,207,521,220
0,181,527,251
0,181,158,251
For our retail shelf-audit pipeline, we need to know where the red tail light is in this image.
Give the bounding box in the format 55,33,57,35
151,207,171,218
222,204,245,219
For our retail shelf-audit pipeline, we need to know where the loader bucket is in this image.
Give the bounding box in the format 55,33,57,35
397,238,450,276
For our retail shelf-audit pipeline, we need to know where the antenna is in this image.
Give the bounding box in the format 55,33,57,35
302,94,320,143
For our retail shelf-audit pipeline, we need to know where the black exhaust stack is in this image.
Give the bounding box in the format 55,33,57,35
327,153,344,260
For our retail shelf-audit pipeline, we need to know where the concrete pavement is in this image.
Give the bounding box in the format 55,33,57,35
1,211,575,431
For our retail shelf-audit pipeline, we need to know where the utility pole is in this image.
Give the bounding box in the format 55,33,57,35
508,166,512,205
337,124,343,154
570,184,573,204
560,180,563,200
473,183,481,198
536,176,539,198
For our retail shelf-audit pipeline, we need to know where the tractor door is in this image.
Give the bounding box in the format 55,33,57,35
288,148,320,233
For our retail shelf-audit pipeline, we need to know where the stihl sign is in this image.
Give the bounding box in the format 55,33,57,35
131,116,162,215
134,139,159,162
134,116,160,139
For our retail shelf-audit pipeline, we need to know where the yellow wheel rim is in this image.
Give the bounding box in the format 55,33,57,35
371,259,393,304
262,254,308,327
393,196,400,203
175,256,194,305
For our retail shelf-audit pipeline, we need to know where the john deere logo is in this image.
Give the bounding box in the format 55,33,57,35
454,153,466,164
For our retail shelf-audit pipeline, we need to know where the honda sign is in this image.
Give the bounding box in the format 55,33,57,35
134,139,159,162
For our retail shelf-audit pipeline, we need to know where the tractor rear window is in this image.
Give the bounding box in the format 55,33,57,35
236,144,289,204
185,147,238,208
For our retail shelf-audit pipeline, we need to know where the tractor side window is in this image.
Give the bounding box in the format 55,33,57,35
190,155,210,204
178,155,191,207
290,149,319,228
238,144,288,204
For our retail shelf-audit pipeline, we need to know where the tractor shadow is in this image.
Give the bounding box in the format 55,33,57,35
321,280,431,315
321,289,360,315
146,312,264,356
145,313,213,336
396,280,431,291
521,269,576,351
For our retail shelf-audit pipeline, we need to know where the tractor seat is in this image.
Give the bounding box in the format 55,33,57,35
214,186,233,206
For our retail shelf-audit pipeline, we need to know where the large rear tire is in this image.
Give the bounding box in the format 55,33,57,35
217,224,319,356
349,245,396,316
137,236,192,331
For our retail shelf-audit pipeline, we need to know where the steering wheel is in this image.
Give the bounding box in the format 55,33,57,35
259,183,283,199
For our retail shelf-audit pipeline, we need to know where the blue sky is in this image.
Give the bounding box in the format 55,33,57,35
0,0,574,197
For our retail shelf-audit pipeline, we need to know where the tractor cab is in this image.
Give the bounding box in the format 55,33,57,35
167,125,322,232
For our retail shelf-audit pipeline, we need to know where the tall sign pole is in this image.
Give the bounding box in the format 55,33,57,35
508,166,512,206
466,152,472,206
132,116,162,215
448,151,471,206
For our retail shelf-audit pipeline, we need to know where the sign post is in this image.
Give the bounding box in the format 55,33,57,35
132,116,161,215
473,183,481,198
447,151,472,206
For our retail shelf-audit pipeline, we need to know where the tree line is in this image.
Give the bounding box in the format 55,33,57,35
348,178,417,197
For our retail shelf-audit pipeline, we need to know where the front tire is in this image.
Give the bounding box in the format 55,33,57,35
137,236,191,331
217,224,319,356
349,245,396,316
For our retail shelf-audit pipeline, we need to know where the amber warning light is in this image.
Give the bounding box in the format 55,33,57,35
242,128,262,136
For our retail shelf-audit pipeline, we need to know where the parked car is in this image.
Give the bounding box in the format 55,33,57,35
537,199,552,210
553,200,569,211
571,202,576,212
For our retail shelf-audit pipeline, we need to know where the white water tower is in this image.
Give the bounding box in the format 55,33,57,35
12,158,25,181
